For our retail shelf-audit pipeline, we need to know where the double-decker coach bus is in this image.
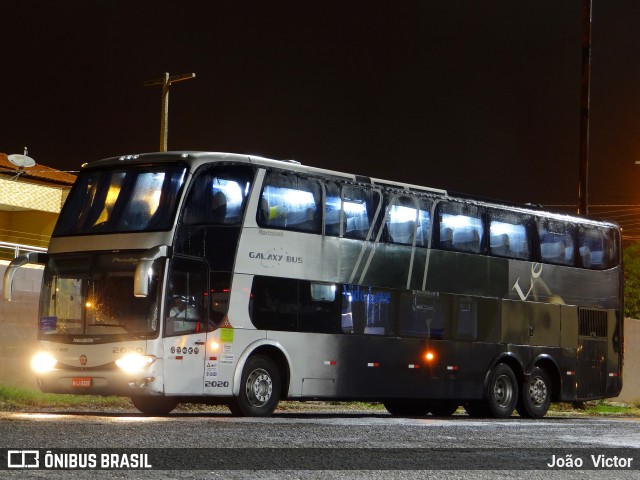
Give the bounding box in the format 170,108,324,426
3,152,623,417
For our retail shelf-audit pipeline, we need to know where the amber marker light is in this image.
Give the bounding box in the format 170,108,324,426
210,341,220,351
425,351,436,363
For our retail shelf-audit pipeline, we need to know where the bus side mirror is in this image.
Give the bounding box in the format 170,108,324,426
134,245,168,297
3,251,48,301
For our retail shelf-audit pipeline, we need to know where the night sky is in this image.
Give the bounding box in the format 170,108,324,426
3,1,640,234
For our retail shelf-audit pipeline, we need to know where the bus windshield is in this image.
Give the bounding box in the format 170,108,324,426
39,253,164,340
53,164,187,235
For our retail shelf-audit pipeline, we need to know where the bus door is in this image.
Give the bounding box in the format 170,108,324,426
162,257,208,395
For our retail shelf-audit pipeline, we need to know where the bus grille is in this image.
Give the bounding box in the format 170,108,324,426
576,308,608,399
578,308,608,338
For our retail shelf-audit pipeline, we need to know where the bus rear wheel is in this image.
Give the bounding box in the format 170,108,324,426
383,400,430,417
229,355,281,417
516,366,551,418
131,396,178,415
486,363,518,419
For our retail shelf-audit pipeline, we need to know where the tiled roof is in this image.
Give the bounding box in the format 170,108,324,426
0,153,76,186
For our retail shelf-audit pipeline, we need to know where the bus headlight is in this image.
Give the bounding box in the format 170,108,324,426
115,354,157,373
31,352,57,373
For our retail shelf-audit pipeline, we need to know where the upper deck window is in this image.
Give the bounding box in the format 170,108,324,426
385,196,432,247
324,183,382,240
537,219,575,266
53,164,187,236
342,186,381,240
488,210,531,260
182,165,254,226
258,172,322,233
438,202,484,253
578,225,618,269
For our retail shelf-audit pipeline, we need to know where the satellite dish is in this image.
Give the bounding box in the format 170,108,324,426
8,147,36,168
8,154,36,168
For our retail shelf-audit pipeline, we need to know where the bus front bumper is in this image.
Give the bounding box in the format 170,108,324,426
34,363,165,397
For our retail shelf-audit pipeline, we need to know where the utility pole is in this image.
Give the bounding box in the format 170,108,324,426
143,72,196,152
577,0,592,216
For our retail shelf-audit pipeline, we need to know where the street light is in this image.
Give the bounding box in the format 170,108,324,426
143,72,196,152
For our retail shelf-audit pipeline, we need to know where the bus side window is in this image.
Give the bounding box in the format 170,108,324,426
183,166,253,226
342,186,381,241
165,257,207,337
386,195,418,246
299,282,341,334
258,172,322,233
538,220,575,266
385,195,432,247
488,210,531,260
578,225,618,269
341,289,353,333
250,276,298,331
438,202,484,253
364,288,395,336
398,291,443,338
343,285,395,336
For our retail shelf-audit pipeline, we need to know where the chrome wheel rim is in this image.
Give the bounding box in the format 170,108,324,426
529,376,548,407
245,368,273,407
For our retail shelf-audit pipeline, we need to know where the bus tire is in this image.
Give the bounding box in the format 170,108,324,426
427,400,459,416
130,396,178,415
383,400,430,417
516,366,551,419
229,355,281,417
486,363,518,419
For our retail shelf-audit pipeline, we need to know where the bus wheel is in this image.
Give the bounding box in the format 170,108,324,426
486,364,518,419
383,400,430,417
229,355,281,417
427,400,459,416
516,366,551,419
130,396,178,415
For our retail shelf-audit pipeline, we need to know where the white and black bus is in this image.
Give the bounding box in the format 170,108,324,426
3,152,623,418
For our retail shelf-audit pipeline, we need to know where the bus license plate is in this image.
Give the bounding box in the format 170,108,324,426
72,377,91,388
